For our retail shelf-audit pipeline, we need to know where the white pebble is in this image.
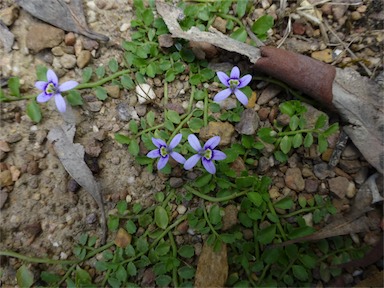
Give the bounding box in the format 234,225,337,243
126,195,132,203
30,125,38,132
177,205,187,215
120,23,131,32
136,83,156,104
60,252,68,259
195,101,204,109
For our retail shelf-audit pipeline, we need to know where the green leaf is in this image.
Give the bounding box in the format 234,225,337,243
16,265,34,288
280,135,292,154
146,111,155,127
129,120,139,134
303,133,314,147
36,65,48,81
178,266,195,279
82,67,93,83
41,272,61,284
96,66,105,78
108,215,119,231
274,197,293,209
188,118,204,132
165,70,175,82
189,74,201,85
193,173,212,188
26,100,42,123
230,27,247,42
236,176,256,189
292,133,303,148
67,90,83,106
274,150,288,163
322,122,339,137
166,110,181,124
289,115,299,131
251,15,274,38
114,133,130,145
146,63,157,78
285,244,298,259
128,139,140,156
125,220,137,234
143,8,154,26
155,206,169,229
315,114,327,129
109,58,119,73
116,265,127,282
292,265,308,281
298,195,307,208
248,192,263,207
236,0,248,18
300,254,317,269
117,201,127,214
257,224,276,244
127,262,137,276
288,226,316,239
320,262,330,282
95,86,108,100
279,101,295,116
156,275,172,287
178,245,194,258
317,134,328,153
79,233,88,245
209,205,221,225
121,75,135,89
180,48,195,63
261,247,282,264
75,266,92,286
8,77,20,97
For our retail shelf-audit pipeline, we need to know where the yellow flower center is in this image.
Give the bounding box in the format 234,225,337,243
229,79,239,90
45,83,56,94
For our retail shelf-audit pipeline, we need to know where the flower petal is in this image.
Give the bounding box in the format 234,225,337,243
157,155,169,170
35,81,47,91
152,138,167,148
202,158,216,174
212,150,227,161
234,89,249,106
184,154,201,170
36,92,51,103
169,133,182,149
217,71,230,86
204,136,220,150
230,66,240,79
59,80,79,92
170,151,186,164
238,74,252,88
55,94,66,113
213,88,232,102
188,134,202,152
147,149,160,158
47,69,58,85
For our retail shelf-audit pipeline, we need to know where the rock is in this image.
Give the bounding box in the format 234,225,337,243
24,222,42,238
195,242,228,288
199,122,235,146
341,144,361,160
0,23,14,52
116,103,138,121
257,156,271,173
114,228,132,248
86,101,103,112
27,161,40,175
285,38,319,54
332,4,348,21
0,170,13,187
292,21,307,35
218,98,237,110
314,163,335,179
10,166,20,182
64,32,76,46
230,157,247,176
328,176,352,199
212,16,227,33
176,220,189,234
285,167,305,191
169,177,184,188
105,85,120,99
0,141,10,152
158,34,174,48
51,46,64,56
257,84,282,105
82,39,99,51
135,105,147,117
60,54,77,69
141,268,156,287
302,213,313,227
136,84,156,104
222,205,238,231
6,133,22,143
67,178,80,192
258,107,270,120
338,159,361,174
235,109,260,135
84,138,102,157
351,11,362,21
276,114,290,126
86,213,97,224
26,23,64,53
120,22,131,32
269,186,281,199
305,179,319,193
0,5,19,26
166,103,185,114
0,190,8,209
76,50,92,68
311,49,333,63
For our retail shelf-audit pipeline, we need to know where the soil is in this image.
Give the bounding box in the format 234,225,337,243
0,0,383,286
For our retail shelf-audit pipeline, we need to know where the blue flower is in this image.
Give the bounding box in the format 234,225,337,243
147,133,186,170
35,69,78,113
184,134,226,174
214,66,252,106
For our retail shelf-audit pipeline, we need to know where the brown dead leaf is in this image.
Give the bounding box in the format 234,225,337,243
114,228,132,248
195,242,228,288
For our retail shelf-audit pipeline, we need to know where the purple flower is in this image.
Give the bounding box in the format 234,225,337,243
35,69,78,113
214,66,252,106
147,133,186,170
184,134,226,174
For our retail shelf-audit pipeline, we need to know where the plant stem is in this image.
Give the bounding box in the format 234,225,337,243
281,206,320,218
76,69,131,89
266,200,287,241
204,89,208,127
185,185,248,202
0,250,77,265
278,128,318,137
169,231,179,287
203,203,221,239
218,13,244,28
257,263,271,285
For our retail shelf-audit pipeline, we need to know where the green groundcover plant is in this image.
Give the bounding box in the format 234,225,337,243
0,1,367,287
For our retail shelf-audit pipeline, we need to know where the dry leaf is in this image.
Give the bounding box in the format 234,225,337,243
16,0,109,41
114,228,132,248
47,124,106,243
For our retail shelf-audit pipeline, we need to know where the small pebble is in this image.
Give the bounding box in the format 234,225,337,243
176,205,187,215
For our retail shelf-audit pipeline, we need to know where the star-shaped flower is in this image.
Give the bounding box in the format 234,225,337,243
147,133,186,170
35,69,78,113
214,66,252,106
184,134,226,174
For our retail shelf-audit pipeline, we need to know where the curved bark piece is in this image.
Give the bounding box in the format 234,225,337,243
16,0,109,42
253,46,336,107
